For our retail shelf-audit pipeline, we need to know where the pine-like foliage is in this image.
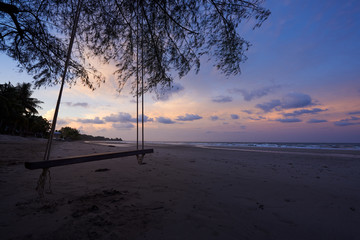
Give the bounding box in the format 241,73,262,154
0,0,270,93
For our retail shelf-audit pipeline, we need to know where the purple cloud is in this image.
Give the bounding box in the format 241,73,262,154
242,110,252,114
248,116,265,121
230,114,239,120
210,116,219,121
156,83,184,101
103,112,153,123
275,118,302,123
112,123,135,129
281,93,313,109
137,114,154,122
157,117,176,124
77,117,104,124
177,114,203,121
212,96,233,103
256,99,281,112
334,116,360,126
256,93,314,112
349,111,360,115
103,112,135,123
334,121,360,126
64,102,89,107
73,102,89,107
229,85,281,101
57,119,68,125
283,108,327,117
307,119,328,123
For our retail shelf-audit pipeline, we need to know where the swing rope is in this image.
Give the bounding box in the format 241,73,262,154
33,0,152,195
136,0,139,151
37,0,83,196
141,10,145,151
136,0,146,164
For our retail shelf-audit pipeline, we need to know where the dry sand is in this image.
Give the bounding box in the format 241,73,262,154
1,135,360,239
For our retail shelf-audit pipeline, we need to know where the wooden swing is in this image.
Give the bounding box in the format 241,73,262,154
24,0,153,171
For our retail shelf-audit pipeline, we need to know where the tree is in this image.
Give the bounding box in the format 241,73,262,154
0,1,102,89
1,1,270,93
0,82,48,136
28,115,51,138
59,126,80,140
16,82,42,115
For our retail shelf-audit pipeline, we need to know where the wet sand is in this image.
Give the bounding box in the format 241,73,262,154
1,135,360,239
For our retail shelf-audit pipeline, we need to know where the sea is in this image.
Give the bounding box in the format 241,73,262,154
96,141,360,151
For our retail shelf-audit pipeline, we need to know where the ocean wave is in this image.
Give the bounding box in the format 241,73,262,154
151,141,360,151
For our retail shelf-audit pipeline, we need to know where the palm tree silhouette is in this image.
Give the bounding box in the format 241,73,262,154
0,82,43,135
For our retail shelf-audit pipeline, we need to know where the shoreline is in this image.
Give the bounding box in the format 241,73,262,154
196,145,360,158
1,136,360,239
136,141,360,151
91,140,360,159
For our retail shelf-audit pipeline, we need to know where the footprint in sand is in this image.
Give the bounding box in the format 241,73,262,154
94,168,110,172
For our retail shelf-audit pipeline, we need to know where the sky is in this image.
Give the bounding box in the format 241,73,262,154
1,0,360,142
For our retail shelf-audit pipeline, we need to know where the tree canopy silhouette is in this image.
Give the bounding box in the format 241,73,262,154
0,82,50,136
0,0,270,93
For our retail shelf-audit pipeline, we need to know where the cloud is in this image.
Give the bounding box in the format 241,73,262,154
248,116,265,121
77,117,105,124
73,102,89,107
157,117,176,124
275,118,302,123
210,116,219,121
334,121,360,126
177,114,203,121
155,83,184,101
64,102,89,107
103,112,153,123
103,112,136,123
349,111,360,115
112,123,135,129
307,119,328,123
256,93,314,112
334,116,360,126
230,114,239,120
43,108,55,120
137,114,154,122
256,100,281,112
57,119,69,125
103,112,154,123
242,110,252,114
281,93,313,109
283,108,327,117
212,96,233,103
229,85,281,101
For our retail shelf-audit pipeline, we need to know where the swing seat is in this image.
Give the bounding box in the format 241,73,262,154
24,149,154,170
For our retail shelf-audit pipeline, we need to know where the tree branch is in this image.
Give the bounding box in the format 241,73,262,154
153,0,198,35
141,3,163,70
0,2,24,37
209,0,230,27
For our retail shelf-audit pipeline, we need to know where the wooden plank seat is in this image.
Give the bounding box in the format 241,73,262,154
24,149,154,170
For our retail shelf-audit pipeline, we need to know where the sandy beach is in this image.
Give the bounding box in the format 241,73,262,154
1,135,360,239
